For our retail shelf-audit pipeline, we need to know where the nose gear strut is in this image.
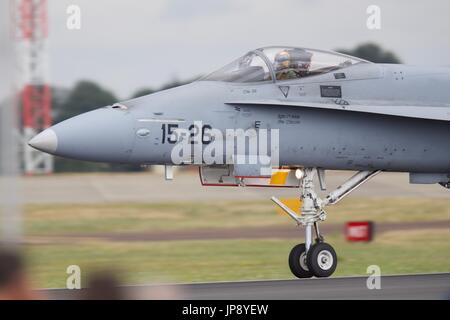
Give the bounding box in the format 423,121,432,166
272,168,381,278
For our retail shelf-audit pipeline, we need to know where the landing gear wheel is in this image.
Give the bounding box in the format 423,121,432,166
288,244,313,279
306,242,337,278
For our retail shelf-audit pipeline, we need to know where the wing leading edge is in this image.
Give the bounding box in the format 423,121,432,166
226,100,450,122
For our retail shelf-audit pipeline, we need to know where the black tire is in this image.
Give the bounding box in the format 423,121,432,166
306,242,337,278
288,244,313,279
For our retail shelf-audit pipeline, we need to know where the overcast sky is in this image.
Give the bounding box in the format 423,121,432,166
48,0,450,99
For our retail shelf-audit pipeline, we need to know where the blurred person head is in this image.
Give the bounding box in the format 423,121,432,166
0,247,41,300
81,270,125,300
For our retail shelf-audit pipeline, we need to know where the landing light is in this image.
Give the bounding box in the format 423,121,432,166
295,169,304,180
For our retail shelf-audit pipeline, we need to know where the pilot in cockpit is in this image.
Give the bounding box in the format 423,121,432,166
275,49,313,80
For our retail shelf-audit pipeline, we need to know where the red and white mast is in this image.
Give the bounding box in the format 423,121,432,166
14,0,53,174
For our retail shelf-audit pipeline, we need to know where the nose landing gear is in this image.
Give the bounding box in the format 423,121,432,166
273,168,381,279
288,235,337,278
306,242,337,278
288,243,313,278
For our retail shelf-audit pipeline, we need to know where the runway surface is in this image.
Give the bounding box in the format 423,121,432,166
44,273,450,300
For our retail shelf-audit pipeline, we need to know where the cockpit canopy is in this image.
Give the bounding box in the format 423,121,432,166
201,46,370,83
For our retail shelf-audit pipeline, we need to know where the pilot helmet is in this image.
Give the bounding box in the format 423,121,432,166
275,50,292,70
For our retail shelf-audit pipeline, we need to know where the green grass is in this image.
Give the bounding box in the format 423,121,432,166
26,229,450,289
21,198,450,288
25,198,450,235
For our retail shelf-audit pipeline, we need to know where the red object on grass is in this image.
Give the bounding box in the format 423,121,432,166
346,222,374,242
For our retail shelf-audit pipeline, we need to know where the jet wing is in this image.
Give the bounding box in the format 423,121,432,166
226,100,450,122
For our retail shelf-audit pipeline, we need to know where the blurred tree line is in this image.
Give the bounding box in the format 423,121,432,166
336,43,401,64
51,43,400,173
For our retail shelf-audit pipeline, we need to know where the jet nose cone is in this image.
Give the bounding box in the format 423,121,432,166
28,129,58,154
44,108,134,163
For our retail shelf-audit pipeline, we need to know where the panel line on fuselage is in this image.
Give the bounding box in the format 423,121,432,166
138,118,186,123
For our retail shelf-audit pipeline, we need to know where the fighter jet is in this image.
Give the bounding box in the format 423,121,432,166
29,46,450,278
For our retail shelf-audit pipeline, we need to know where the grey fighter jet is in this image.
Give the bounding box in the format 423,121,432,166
29,46,450,278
